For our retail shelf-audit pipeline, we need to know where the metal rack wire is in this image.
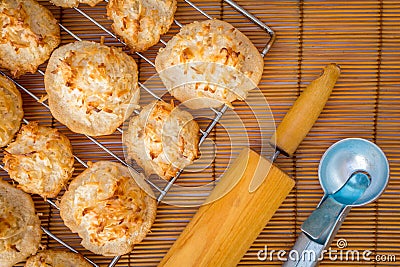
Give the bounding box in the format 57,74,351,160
0,0,275,266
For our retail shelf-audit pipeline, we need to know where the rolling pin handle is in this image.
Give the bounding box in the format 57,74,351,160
270,63,340,157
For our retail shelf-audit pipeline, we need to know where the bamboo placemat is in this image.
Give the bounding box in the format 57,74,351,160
0,0,399,266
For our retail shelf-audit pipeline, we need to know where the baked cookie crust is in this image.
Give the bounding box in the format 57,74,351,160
107,0,177,52
60,161,157,256
124,100,199,180
155,19,264,109
0,0,60,77
25,249,92,267
45,41,139,136
0,75,23,147
3,122,74,199
50,0,102,8
0,180,42,267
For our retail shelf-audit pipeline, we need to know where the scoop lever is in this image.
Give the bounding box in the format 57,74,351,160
302,171,371,243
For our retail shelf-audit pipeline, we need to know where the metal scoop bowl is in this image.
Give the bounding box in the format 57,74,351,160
283,138,389,267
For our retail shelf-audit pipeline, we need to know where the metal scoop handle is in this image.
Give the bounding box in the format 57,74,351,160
282,203,351,267
283,171,371,267
302,196,347,244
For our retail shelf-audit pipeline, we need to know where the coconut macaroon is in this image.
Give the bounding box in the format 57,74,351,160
0,180,42,267
107,0,177,52
0,75,23,147
50,0,102,8
25,249,92,267
60,161,157,256
3,122,74,199
0,0,60,77
124,100,199,181
44,41,139,136
155,19,264,109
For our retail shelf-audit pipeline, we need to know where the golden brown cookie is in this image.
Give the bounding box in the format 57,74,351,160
107,0,177,52
0,75,23,147
0,0,60,77
25,249,92,267
44,41,139,136
60,161,157,256
50,0,102,8
0,180,42,267
124,100,199,180
155,19,264,109
3,122,74,198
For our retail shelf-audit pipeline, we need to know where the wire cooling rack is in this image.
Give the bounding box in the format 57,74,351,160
0,0,275,266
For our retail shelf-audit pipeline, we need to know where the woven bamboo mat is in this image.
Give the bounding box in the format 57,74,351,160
1,0,399,266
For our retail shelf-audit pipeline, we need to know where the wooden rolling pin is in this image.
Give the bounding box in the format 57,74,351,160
159,63,341,267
